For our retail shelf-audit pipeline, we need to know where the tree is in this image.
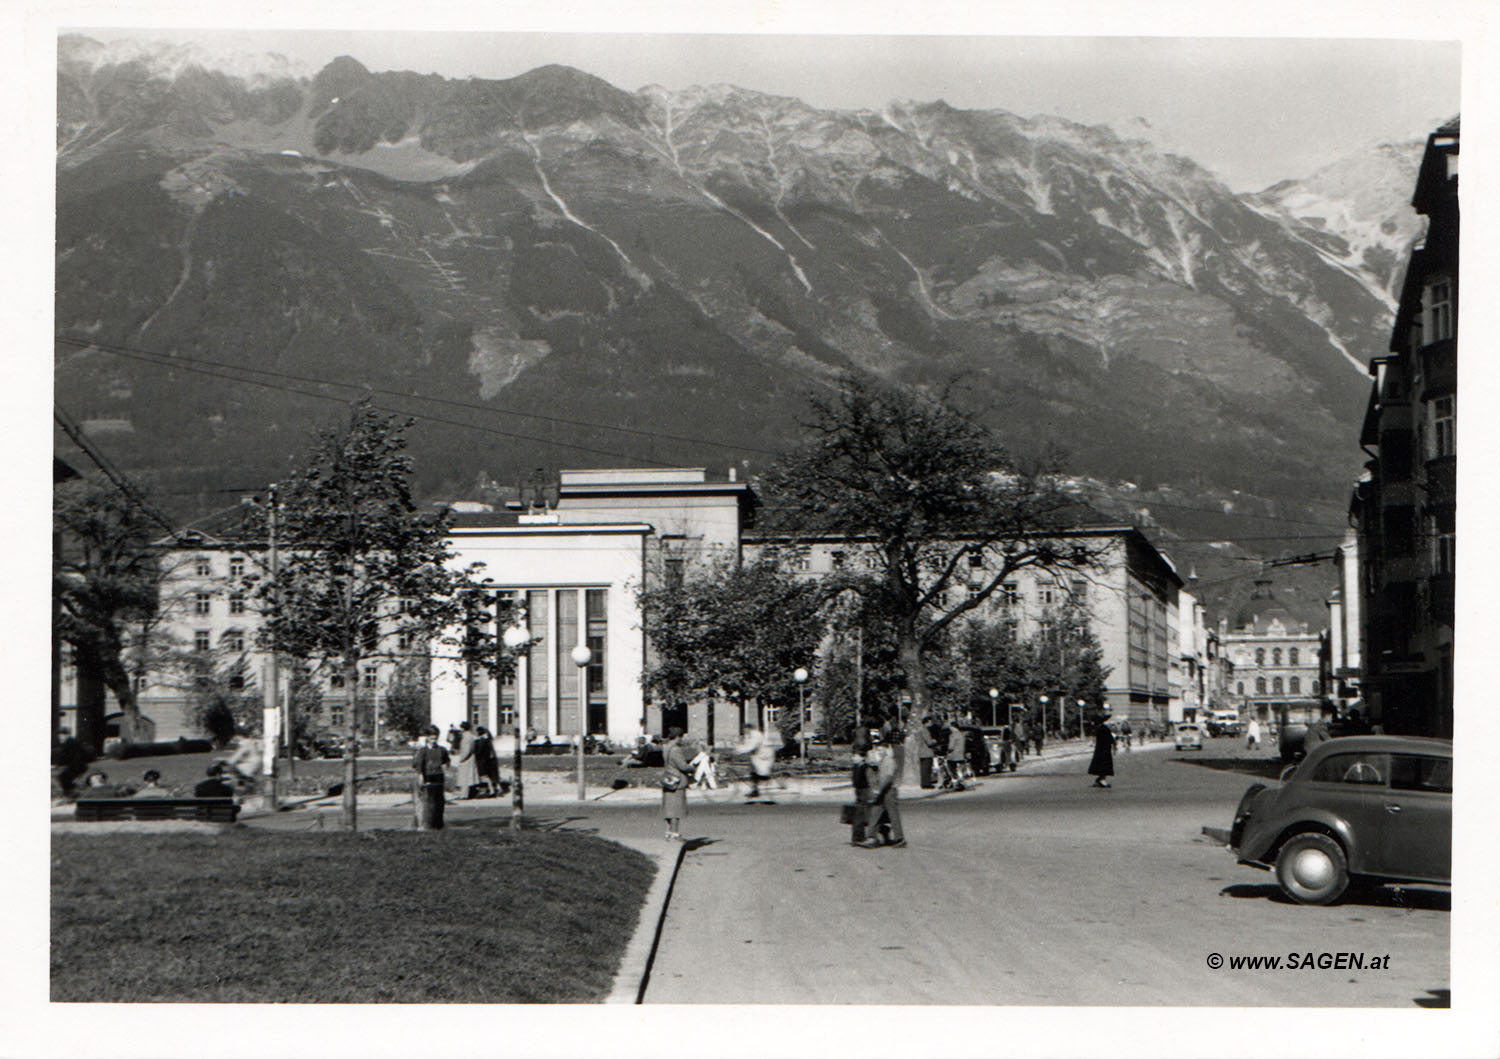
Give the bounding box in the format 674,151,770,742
53,478,171,749
182,653,261,747
640,556,827,739
762,373,1108,780
254,401,515,829
382,661,432,743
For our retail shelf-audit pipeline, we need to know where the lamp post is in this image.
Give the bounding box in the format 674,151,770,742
793,667,809,762
502,622,530,829
572,644,593,801
988,687,1000,727
1077,699,1087,739
1040,695,1050,738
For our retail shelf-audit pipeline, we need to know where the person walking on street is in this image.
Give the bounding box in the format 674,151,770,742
736,723,776,802
1032,724,1044,758
848,728,873,845
1246,717,1262,750
661,727,693,841
916,718,936,789
453,721,479,799
690,739,719,789
474,726,501,795
945,721,968,787
859,724,906,848
1088,710,1116,788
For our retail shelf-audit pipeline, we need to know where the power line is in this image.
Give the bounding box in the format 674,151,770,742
54,405,181,539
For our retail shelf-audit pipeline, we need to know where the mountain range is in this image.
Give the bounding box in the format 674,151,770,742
54,35,1437,623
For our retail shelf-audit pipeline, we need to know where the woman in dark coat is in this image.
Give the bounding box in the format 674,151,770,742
1088,711,1116,788
848,728,873,845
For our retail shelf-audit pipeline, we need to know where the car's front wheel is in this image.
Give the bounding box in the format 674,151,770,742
1275,832,1349,904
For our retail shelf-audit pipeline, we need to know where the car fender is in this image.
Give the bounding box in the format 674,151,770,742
1245,809,1363,871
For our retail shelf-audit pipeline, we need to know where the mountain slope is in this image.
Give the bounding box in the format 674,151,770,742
55,36,1422,602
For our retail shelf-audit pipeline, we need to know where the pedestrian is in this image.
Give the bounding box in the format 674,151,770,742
736,723,776,802
454,721,479,799
1245,717,1262,750
916,718,936,789
858,724,906,848
1120,719,1133,751
474,725,501,795
412,724,450,830
1032,724,1044,757
690,739,719,789
1013,715,1028,759
661,727,693,841
131,769,172,798
1088,710,1116,788
945,721,968,787
847,728,873,845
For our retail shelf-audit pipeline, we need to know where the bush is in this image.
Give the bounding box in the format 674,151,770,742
110,737,215,760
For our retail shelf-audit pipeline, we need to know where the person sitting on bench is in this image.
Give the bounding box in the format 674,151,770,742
131,769,173,798
193,763,237,798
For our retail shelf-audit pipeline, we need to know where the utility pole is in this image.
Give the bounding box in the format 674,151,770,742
853,626,864,732
262,484,279,812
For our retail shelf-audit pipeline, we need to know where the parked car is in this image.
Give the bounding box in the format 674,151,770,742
978,727,1019,773
1174,723,1204,751
1208,735,1451,905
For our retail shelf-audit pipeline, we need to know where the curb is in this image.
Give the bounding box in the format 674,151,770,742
605,836,688,1004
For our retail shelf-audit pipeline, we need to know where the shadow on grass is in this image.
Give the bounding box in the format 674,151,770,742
1219,882,1450,911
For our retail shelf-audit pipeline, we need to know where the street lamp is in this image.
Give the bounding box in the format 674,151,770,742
1040,695,1051,738
988,687,1000,727
502,622,530,829
1077,699,1087,739
793,667,809,762
572,644,593,801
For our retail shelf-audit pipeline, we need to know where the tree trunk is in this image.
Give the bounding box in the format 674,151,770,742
342,656,360,831
896,634,928,790
73,648,108,755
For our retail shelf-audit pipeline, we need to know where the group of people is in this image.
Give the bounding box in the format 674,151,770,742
915,713,999,789
445,721,508,799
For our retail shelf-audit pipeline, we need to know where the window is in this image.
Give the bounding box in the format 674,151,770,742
1236,681,1245,695
830,550,846,570
397,630,412,651
1001,583,1019,606
1423,278,1454,343
1289,676,1300,694
1435,532,1455,575
1070,579,1087,602
228,671,244,690
1255,648,1265,666
194,630,210,653
664,557,685,587
967,583,981,602
1310,680,1319,696
968,552,984,571
229,556,244,578
1255,677,1266,695
1039,586,1055,606
330,704,345,727
363,666,378,688
1272,648,1282,666
229,593,245,615
195,556,211,577
1289,647,1299,666
790,553,809,573
223,629,244,652
1390,754,1452,793
1433,396,1455,457
1310,752,1388,786
330,673,345,688
864,551,882,571
1272,677,1284,694
194,592,211,616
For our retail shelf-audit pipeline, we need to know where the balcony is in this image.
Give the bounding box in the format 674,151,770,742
1419,338,1456,397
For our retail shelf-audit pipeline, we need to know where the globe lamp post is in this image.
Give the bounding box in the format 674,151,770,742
572,644,593,801
794,667,810,762
502,622,530,829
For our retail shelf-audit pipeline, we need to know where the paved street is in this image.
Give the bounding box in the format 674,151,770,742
580,741,1448,1007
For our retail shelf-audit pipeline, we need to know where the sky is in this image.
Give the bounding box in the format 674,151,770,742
65,23,1461,192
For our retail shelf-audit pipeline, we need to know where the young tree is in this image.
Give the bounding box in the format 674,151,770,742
255,401,514,829
762,373,1108,781
640,556,827,738
53,478,170,749
182,653,261,747
382,661,433,744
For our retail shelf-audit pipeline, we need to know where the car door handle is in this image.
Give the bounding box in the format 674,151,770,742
1384,803,1402,813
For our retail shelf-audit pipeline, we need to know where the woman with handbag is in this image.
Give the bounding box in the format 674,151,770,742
661,727,694,840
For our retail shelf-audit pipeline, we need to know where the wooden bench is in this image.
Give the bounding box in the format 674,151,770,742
73,797,240,824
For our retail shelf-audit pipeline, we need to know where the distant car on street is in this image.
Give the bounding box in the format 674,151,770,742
1207,735,1452,905
1174,723,1204,751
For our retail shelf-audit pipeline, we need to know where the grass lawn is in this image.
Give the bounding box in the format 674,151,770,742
51,829,655,1003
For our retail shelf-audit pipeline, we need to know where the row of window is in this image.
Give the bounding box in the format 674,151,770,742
193,555,247,578
1237,676,1317,696
193,591,247,616
1249,647,1303,667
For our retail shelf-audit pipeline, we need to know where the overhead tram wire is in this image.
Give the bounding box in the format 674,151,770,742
55,333,783,461
54,405,182,539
